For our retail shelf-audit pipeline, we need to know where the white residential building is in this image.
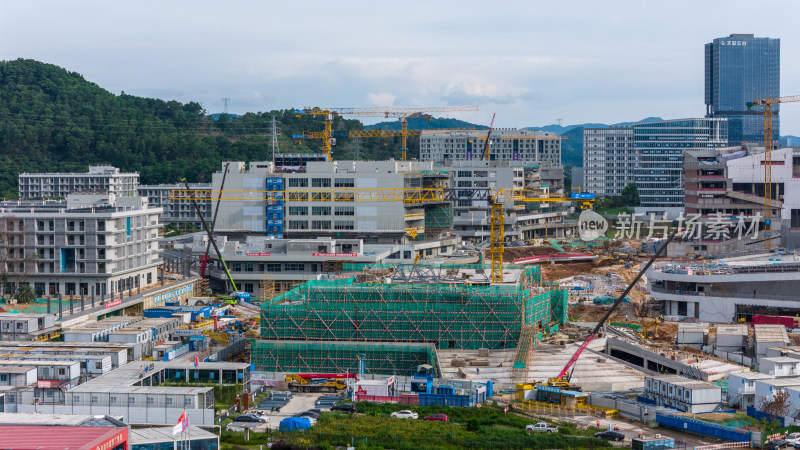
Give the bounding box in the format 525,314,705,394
0,194,161,298
19,165,139,199
419,128,562,165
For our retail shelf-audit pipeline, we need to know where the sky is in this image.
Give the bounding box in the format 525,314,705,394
3,0,800,134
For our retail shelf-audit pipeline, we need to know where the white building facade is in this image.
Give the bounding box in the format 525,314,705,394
19,165,139,199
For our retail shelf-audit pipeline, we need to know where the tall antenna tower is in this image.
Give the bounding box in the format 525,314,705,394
221,97,231,114
270,115,280,163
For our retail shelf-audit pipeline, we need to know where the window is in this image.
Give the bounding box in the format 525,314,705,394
288,206,308,216
288,178,308,187
334,178,355,188
334,206,354,216
91,395,99,403
288,220,308,230
312,206,331,216
95,362,102,370
58,368,65,376
284,263,305,271
232,263,242,272
129,397,135,404
166,397,173,405
110,396,117,403
147,396,154,405
266,263,282,272
243,283,254,293
73,395,80,402
0,374,6,382
457,171,472,177
334,221,354,230
244,262,254,272
311,178,331,188
311,220,331,230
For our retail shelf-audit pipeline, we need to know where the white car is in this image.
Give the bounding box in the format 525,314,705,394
391,410,419,419
786,432,800,445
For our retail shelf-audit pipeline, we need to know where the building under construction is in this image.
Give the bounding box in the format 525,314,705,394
252,264,567,374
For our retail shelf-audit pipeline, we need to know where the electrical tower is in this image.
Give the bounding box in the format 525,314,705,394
270,115,280,163
221,97,231,114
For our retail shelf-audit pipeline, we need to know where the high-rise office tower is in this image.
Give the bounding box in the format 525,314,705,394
705,34,780,145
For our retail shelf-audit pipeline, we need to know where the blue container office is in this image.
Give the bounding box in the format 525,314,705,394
144,305,212,322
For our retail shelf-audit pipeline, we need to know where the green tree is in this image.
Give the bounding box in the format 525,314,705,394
14,284,35,304
620,183,640,206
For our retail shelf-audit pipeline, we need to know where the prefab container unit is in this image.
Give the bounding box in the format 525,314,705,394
0,313,55,341
0,343,132,368
0,360,80,387
727,372,774,409
631,437,675,450
676,323,705,349
754,377,800,412
716,324,748,352
353,377,396,397
765,345,800,359
643,376,722,413
62,316,144,343
760,357,800,376
0,353,112,376
172,313,191,324
152,341,182,361
0,366,37,387
754,325,791,361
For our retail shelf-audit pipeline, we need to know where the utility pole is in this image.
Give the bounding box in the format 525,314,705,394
221,97,231,115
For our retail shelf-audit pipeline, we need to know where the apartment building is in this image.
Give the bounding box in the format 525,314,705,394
19,165,139,199
137,182,212,229
583,127,636,198
0,194,161,298
419,128,562,165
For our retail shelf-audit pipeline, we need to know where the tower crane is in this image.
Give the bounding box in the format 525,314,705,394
294,106,479,160
749,95,800,251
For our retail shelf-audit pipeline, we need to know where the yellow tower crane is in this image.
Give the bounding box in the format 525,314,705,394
749,95,800,251
295,106,479,160
171,186,594,284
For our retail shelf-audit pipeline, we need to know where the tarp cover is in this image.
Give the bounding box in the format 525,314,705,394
279,417,311,431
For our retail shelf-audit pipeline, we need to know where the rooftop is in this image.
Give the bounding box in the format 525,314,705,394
754,325,790,342
131,426,216,444
0,412,124,427
0,425,127,449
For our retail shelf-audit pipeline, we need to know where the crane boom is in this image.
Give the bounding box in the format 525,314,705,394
555,230,678,380
481,113,496,161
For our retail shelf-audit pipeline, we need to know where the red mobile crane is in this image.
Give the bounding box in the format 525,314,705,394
546,230,678,387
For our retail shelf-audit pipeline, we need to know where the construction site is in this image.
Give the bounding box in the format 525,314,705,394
252,263,568,377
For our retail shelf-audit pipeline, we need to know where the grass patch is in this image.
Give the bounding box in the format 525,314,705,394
221,403,611,449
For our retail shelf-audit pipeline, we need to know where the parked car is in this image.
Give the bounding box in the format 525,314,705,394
331,403,357,413
769,439,789,450
787,433,800,445
299,411,321,420
391,410,419,419
233,414,267,423
594,430,625,441
423,414,449,422
295,415,317,426
526,422,558,433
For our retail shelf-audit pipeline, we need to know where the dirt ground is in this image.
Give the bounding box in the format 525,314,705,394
487,245,564,263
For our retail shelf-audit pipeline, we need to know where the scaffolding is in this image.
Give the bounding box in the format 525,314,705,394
260,265,567,350
250,340,440,376
424,205,453,240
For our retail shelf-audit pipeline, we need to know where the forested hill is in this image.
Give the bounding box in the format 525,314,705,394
0,59,421,198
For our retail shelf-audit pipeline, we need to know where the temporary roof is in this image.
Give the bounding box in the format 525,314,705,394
0,425,127,449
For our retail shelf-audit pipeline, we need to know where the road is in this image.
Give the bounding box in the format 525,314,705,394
254,392,323,430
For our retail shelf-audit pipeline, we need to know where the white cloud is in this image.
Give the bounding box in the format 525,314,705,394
366,92,398,106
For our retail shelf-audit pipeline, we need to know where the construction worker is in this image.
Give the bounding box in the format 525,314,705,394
596,419,601,427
